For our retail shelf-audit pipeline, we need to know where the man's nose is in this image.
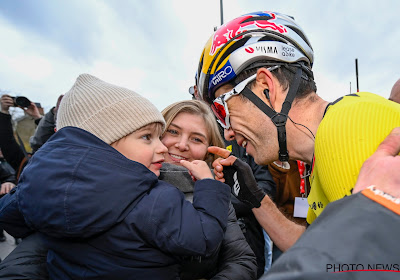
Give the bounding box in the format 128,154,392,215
224,128,235,141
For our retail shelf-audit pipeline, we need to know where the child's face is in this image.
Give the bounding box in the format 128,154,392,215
162,112,209,165
111,123,167,176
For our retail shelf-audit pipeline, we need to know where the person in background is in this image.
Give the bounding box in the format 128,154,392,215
0,94,41,175
267,160,310,262
1,94,65,182
0,148,16,242
161,99,257,279
30,94,63,154
389,78,400,103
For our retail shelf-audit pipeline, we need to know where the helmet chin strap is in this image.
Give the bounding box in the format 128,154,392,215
241,67,303,162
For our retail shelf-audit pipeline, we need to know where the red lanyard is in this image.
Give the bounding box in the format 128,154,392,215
297,160,306,195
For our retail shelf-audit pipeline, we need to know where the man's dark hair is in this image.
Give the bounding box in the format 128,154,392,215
233,61,317,101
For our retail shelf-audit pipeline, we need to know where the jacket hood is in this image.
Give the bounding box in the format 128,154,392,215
18,127,158,238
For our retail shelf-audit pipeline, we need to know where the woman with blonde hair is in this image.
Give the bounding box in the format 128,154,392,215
160,99,257,280
162,100,224,166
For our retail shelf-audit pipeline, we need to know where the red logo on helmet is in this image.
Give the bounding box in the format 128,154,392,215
210,12,287,56
245,47,254,53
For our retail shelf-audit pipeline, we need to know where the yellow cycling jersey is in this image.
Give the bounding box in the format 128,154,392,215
307,92,400,224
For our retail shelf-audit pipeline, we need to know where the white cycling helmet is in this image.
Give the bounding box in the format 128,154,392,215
196,11,314,103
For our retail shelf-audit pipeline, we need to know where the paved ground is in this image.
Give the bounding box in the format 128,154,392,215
0,231,17,261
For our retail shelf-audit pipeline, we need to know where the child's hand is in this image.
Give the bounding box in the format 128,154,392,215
180,160,213,181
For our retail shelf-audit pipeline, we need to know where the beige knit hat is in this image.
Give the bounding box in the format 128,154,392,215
56,74,165,144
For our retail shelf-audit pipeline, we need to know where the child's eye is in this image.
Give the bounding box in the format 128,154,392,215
141,134,151,141
167,129,178,135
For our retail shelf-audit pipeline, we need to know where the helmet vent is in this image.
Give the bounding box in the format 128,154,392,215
290,26,312,48
241,15,273,23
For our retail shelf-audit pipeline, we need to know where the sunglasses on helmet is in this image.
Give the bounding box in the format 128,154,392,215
211,65,280,129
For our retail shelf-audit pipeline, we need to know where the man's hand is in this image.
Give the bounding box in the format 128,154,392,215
24,102,41,120
1,94,14,114
353,127,400,197
0,182,16,195
208,146,265,208
208,146,237,182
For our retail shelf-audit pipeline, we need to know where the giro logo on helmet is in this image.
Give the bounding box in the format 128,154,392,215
211,66,233,86
210,12,287,56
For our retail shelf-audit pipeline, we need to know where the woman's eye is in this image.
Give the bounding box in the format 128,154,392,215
167,129,178,135
193,137,204,143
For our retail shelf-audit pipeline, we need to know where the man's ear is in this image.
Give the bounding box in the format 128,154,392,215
254,67,277,108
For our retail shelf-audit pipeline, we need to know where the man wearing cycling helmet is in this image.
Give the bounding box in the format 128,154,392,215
195,11,400,252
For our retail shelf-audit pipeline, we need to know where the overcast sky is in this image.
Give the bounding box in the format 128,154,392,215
1,0,399,114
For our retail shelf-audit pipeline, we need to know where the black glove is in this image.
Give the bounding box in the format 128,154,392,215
223,158,265,208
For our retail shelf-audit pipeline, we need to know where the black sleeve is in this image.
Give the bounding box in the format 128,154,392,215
0,113,25,172
30,108,56,154
260,193,400,280
0,232,48,280
0,161,16,184
213,203,258,280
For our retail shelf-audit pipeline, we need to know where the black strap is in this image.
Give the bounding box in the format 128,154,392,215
16,132,30,163
281,67,302,116
242,87,276,119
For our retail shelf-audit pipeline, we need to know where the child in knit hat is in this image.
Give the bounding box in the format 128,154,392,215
0,74,231,279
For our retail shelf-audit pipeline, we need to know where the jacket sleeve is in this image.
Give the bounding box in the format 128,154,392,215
0,161,16,185
0,187,33,238
143,179,231,257
0,232,48,280
212,202,258,280
260,193,400,280
30,108,56,154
